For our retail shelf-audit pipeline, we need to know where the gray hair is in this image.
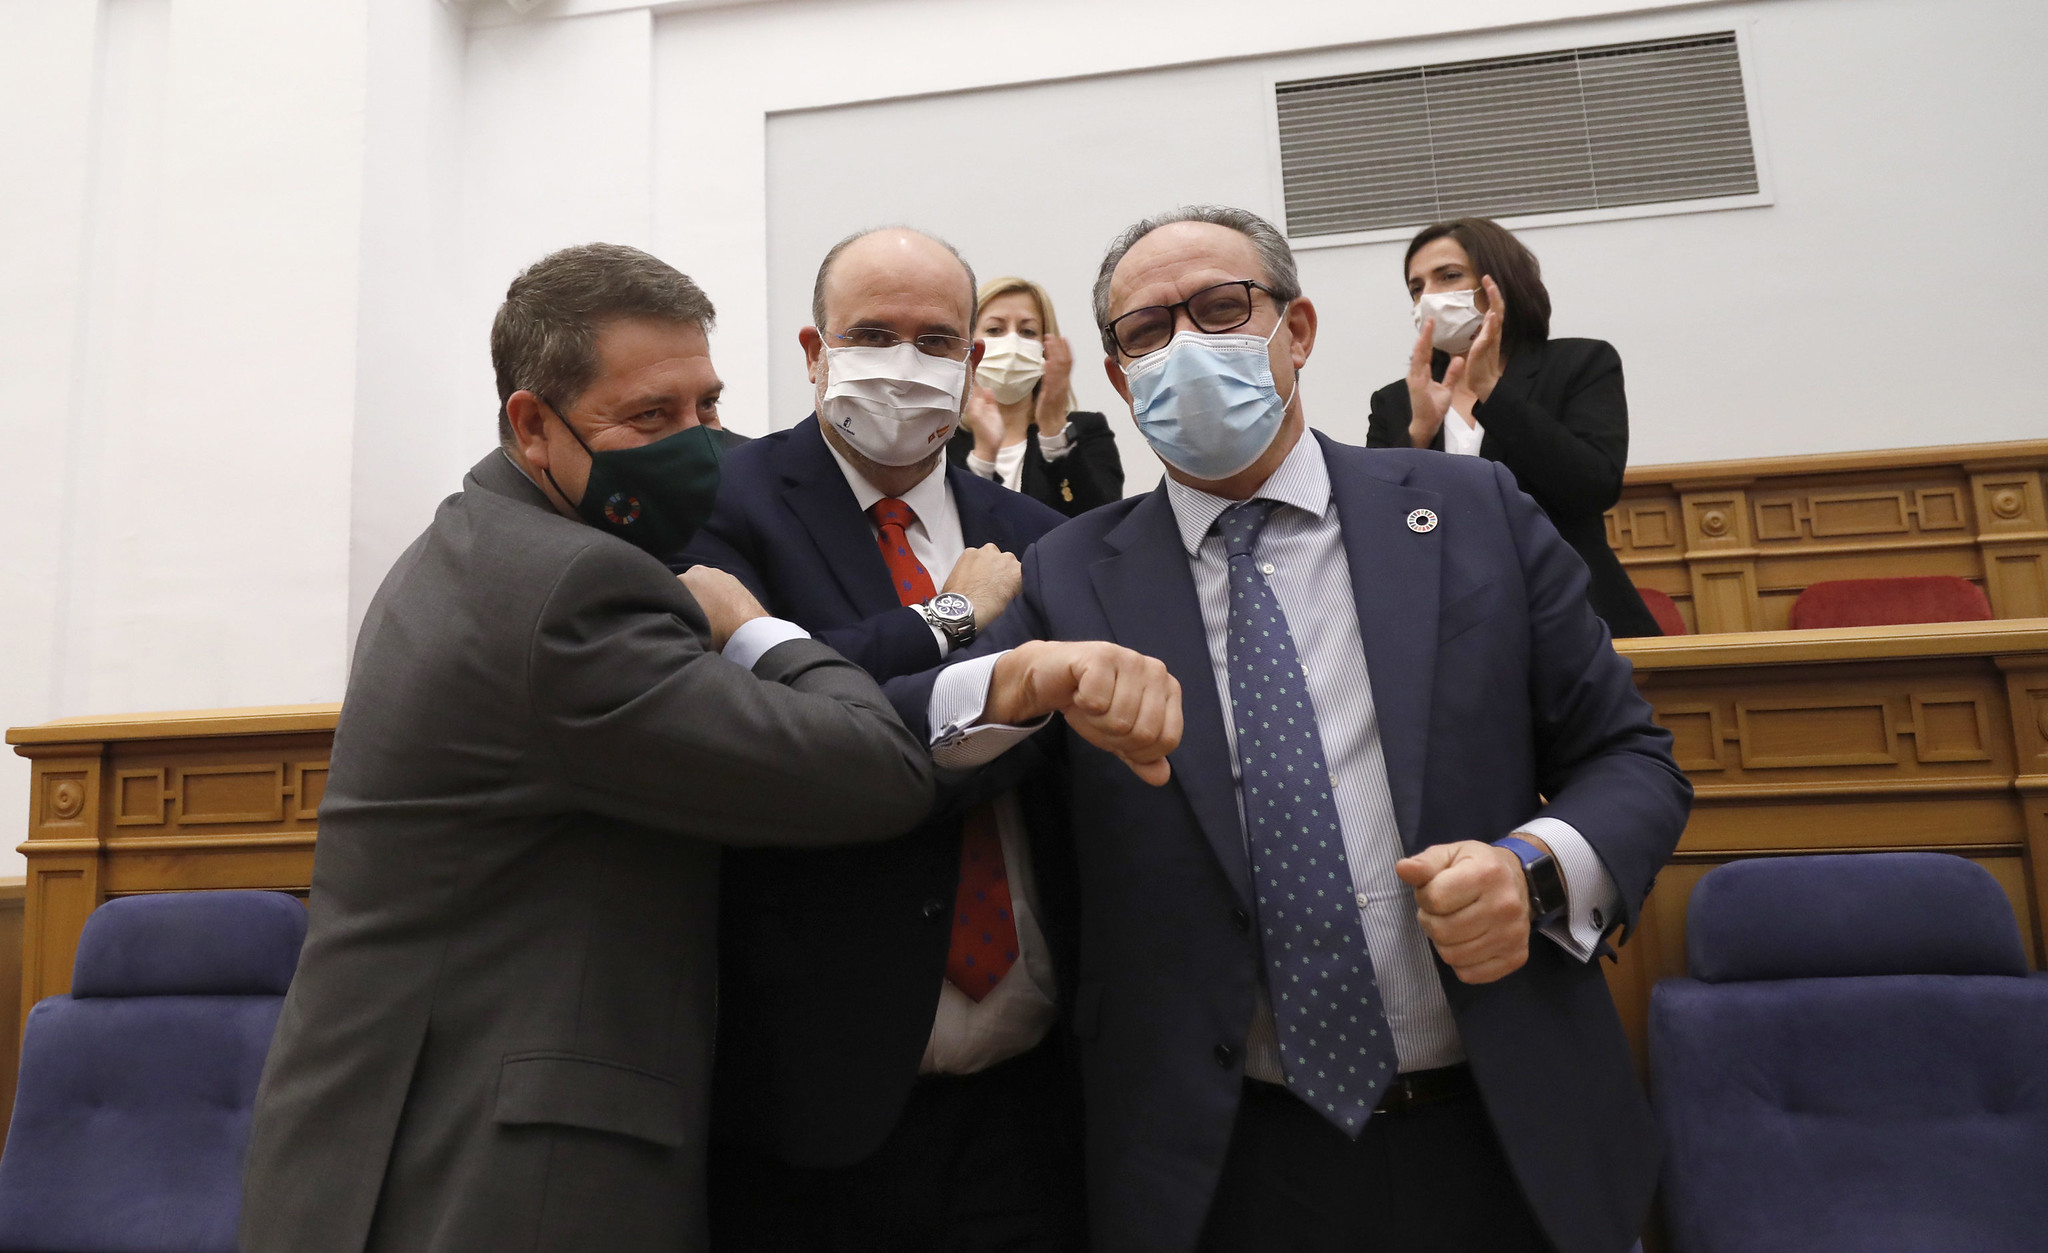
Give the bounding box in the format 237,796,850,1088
1091,205,1302,355
811,226,978,331
492,243,716,444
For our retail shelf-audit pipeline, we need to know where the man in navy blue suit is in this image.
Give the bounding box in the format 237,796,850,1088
886,206,1691,1253
679,227,1167,1251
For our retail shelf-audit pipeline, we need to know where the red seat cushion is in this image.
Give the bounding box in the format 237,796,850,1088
1635,587,1687,636
1788,577,1993,629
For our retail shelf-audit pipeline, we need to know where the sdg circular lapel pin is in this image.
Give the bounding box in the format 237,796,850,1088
1407,508,1439,533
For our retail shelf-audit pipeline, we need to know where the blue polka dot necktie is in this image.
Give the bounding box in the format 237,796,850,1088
1218,500,1398,1136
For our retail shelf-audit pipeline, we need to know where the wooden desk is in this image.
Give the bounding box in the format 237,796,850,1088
6,705,336,1030
1609,440,2048,632
1602,618,2048,1069
9,623,2048,1111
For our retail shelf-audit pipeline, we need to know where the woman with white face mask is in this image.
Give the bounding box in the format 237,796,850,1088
947,277,1124,518
1366,218,1661,639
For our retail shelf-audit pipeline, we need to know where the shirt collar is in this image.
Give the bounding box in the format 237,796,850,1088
1162,428,1333,556
822,428,954,527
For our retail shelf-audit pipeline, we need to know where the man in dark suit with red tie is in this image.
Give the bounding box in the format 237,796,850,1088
677,226,1086,1251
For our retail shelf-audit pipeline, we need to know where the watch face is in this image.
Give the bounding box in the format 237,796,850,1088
931,592,973,622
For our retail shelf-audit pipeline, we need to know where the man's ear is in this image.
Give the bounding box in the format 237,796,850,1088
968,339,985,373
1285,296,1318,372
1105,355,1132,408
505,391,552,472
799,326,825,386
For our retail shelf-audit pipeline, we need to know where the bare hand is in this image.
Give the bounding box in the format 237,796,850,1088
677,566,768,653
1395,839,1535,984
1405,319,1453,448
965,386,1006,460
942,543,1022,627
1034,334,1074,435
987,640,1182,785
1460,276,1507,401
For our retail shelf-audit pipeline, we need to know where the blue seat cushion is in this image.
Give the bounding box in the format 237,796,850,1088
0,994,286,1253
71,891,306,998
1685,853,2026,983
1651,973,2048,1253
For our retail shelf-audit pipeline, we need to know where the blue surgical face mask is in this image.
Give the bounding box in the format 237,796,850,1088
1122,311,1297,481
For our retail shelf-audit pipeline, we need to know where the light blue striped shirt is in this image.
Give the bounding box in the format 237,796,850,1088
932,432,1617,1079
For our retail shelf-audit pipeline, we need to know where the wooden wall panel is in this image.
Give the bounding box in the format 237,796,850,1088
1611,440,2048,633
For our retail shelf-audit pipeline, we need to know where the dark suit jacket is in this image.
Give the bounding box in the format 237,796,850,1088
887,434,1692,1253
240,452,933,1253
679,415,1074,1167
946,410,1124,518
1367,337,1660,638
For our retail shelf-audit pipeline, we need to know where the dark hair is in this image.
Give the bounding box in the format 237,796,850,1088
491,243,716,444
1403,218,1550,359
811,227,978,331
1093,205,1302,355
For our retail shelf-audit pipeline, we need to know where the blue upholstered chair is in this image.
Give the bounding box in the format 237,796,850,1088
0,891,306,1253
1651,853,2048,1253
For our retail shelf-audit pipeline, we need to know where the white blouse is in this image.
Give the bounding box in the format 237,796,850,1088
1443,408,1486,457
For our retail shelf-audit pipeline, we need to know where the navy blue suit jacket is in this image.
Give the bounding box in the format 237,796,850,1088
677,415,1071,1167
887,431,1691,1253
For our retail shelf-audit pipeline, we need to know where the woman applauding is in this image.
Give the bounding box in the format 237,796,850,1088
950,276,1123,517
1367,218,1660,638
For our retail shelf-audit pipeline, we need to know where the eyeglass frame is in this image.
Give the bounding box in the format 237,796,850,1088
1103,279,1282,359
826,328,975,361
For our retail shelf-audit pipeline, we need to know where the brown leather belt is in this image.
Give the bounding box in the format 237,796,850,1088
1371,1063,1476,1114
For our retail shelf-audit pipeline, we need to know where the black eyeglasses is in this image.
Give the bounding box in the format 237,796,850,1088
1104,280,1278,358
829,328,974,361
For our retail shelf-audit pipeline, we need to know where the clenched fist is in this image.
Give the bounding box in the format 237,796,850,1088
677,566,768,653
942,544,1023,628
1395,838,1538,984
987,640,1182,785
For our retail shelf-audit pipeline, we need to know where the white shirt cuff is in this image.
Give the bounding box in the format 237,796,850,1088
966,451,1001,479
927,650,1049,770
723,616,811,671
1037,421,1073,460
1516,816,1620,962
907,605,952,657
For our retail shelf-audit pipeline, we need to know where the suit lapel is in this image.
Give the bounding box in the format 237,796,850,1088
779,417,902,617
1320,434,1442,852
1090,487,1252,906
1476,346,1544,461
950,465,1002,550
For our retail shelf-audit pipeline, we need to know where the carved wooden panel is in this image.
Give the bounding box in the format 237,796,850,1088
1608,441,2048,633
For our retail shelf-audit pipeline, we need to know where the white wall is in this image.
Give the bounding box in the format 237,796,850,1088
1,0,2040,876
757,0,2047,483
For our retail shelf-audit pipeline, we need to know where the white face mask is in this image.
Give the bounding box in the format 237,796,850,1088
975,333,1045,405
1412,288,1484,355
819,342,969,467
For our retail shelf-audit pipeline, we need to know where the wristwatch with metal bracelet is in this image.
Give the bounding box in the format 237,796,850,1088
915,591,977,650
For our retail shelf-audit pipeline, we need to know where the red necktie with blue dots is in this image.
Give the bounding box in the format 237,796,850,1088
871,498,1018,1000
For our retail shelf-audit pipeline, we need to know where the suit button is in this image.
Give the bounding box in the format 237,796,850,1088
920,899,946,923
1230,908,1251,934
1213,1043,1238,1069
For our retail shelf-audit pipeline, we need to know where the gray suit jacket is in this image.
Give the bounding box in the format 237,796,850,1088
240,451,934,1253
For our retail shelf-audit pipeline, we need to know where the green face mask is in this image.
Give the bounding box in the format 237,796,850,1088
542,401,725,558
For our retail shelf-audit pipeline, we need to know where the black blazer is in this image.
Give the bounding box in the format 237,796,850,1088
946,409,1124,518
1367,338,1660,638
679,416,1077,1168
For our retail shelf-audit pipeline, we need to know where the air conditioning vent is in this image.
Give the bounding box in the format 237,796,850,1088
1276,33,1759,238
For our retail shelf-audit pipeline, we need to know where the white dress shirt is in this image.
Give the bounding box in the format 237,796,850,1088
815,439,1059,1075
967,423,1074,491
926,432,1618,1080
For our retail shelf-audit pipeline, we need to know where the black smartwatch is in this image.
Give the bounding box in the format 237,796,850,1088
1495,835,1568,927
916,591,977,650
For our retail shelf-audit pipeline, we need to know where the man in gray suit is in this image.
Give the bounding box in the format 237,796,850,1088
240,244,937,1253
